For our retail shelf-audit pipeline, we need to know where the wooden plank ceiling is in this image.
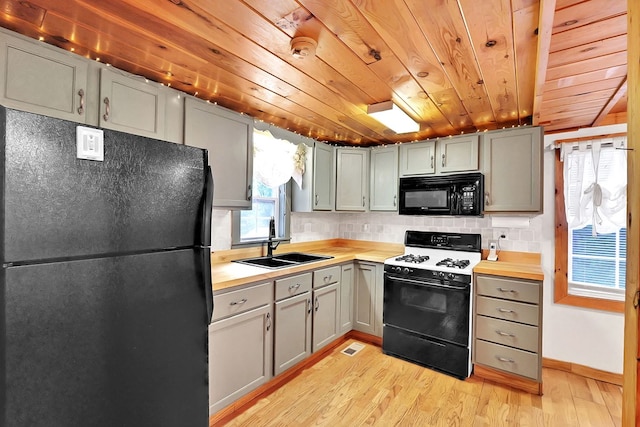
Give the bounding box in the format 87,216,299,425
0,0,627,145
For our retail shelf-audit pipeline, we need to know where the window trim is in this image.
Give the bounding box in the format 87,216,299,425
554,148,624,313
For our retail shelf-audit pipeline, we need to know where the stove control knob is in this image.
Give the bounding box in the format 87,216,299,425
438,272,445,278
447,273,455,280
403,267,411,274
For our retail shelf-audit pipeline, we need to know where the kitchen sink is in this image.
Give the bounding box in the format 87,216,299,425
232,252,333,269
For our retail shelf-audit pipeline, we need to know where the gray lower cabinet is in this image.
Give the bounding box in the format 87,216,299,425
0,29,88,123
208,282,273,414
273,273,313,375
339,263,355,334
482,126,543,212
353,261,383,337
472,273,543,391
312,266,341,352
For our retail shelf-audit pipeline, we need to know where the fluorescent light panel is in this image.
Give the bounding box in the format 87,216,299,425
367,101,419,134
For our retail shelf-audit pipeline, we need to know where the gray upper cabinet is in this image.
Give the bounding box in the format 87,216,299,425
482,127,543,212
99,68,166,140
399,135,478,176
399,140,435,176
437,135,479,173
370,145,399,211
292,141,334,212
0,31,88,123
184,97,253,209
336,147,369,211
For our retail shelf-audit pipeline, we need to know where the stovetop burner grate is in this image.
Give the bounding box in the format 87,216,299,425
435,258,470,269
395,254,430,264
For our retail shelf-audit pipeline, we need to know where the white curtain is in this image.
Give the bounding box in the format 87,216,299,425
253,129,307,189
562,136,627,235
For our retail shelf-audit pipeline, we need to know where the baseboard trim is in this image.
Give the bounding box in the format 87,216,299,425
473,365,542,395
542,357,623,386
209,332,380,426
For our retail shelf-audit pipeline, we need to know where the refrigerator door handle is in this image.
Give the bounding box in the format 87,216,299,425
203,249,214,323
200,165,214,247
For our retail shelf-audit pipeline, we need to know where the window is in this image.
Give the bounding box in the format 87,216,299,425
554,136,627,312
232,129,303,246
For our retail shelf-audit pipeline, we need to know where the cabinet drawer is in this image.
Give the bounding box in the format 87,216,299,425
275,273,312,301
475,339,540,381
476,316,539,352
313,266,341,288
476,275,541,304
212,282,272,321
476,295,539,326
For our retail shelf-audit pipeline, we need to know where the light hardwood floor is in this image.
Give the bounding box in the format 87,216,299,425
219,339,622,427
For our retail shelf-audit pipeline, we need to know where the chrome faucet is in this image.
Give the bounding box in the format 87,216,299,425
266,216,280,257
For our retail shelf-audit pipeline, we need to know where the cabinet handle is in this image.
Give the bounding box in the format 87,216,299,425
495,330,516,337
103,97,110,121
229,298,247,306
77,89,85,115
496,356,515,363
497,287,516,293
315,194,319,205
441,153,445,167
288,283,301,291
314,296,319,312
362,196,365,207
497,308,515,313
307,298,312,314
324,275,332,283
266,312,271,331
430,155,434,169
485,192,491,206
393,195,397,207
247,184,252,201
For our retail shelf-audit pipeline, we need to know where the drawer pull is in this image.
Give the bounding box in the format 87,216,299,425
289,283,301,291
496,356,515,363
229,298,247,306
497,308,515,313
497,287,516,293
307,298,312,314
324,275,332,282
496,330,516,337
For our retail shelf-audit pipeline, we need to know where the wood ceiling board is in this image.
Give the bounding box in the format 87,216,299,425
513,0,540,119
554,0,587,9
541,88,614,109
458,0,520,123
547,34,627,68
542,115,601,131
429,87,474,130
542,98,615,116
592,77,627,126
404,0,494,126
551,0,627,33
0,0,45,27
542,76,623,100
540,105,601,121
545,50,627,81
543,65,627,92
531,0,556,125
549,13,627,53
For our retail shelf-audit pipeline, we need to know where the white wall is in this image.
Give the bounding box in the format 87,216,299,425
211,124,626,373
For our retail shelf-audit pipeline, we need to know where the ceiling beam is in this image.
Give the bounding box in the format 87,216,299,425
532,0,557,126
592,77,628,127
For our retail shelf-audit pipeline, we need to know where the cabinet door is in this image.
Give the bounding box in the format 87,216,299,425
99,68,166,139
312,283,340,352
184,97,253,209
354,262,377,335
482,127,542,212
437,135,479,173
0,33,88,123
209,304,272,414
340,263,354,335
336,148,369,211
370,146,399,211
313,142,335,210
274,292,312,375
399,140,435,175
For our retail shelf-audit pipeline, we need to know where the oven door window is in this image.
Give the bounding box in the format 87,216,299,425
384,276,470,346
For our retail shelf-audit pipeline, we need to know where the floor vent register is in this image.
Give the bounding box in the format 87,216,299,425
340,342,365,357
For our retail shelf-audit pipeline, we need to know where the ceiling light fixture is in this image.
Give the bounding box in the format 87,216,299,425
367,101,420,134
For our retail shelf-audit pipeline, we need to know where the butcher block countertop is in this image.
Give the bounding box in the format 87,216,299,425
475,250,544,281
210,239,404,292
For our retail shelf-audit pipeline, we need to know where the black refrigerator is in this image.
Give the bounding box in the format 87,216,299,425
0,107,214,427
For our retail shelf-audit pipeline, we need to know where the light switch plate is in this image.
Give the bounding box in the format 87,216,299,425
76,126,104,161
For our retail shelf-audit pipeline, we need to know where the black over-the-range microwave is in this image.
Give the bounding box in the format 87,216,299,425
398,172,484,216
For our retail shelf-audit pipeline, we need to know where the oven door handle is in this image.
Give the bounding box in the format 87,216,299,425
386,274,468,291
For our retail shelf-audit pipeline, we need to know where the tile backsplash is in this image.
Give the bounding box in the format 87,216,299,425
212,208,542,253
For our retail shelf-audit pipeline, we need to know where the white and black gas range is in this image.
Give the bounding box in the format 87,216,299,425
382,230,481,379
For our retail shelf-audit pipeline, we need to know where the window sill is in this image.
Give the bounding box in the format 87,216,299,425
554,280,624,313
